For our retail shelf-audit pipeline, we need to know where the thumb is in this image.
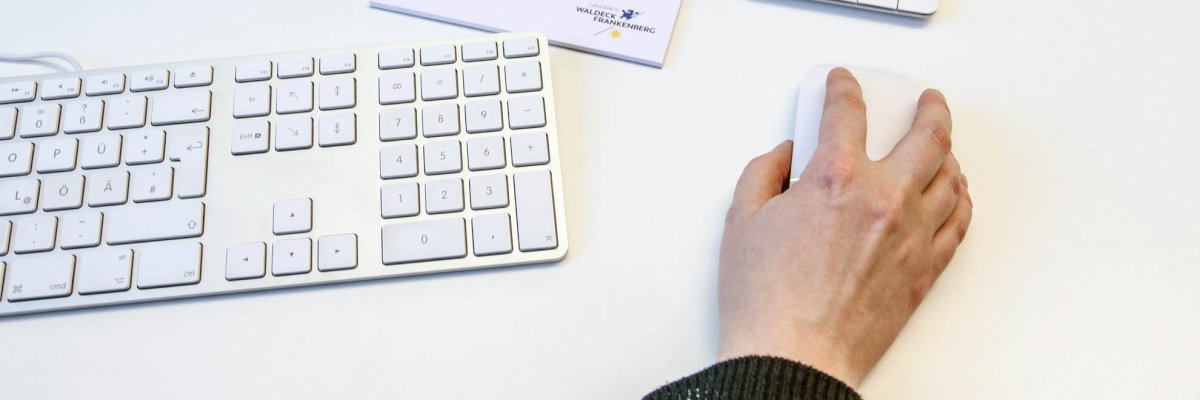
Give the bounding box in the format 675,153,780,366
728,141,794,223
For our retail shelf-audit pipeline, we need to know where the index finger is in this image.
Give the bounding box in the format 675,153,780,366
816,67,869,158
884,89,953,187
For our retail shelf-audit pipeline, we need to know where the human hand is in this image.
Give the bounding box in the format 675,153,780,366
716,67,973,388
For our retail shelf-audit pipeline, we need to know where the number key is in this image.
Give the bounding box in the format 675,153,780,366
425,178,463,214
423,140,461,175
467,136,505,171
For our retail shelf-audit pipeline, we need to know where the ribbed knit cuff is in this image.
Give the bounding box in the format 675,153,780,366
643,355,862,400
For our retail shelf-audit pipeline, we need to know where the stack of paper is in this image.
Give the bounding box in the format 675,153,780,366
369,0,683,68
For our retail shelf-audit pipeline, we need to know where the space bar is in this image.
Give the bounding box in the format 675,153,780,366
105,201,205,245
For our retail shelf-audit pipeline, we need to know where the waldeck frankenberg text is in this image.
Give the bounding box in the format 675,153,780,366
576,7,657,34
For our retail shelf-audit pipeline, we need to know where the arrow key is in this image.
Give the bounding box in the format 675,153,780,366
226,242,266,280
272,238,311,276
273,198,312,235
317,233,357,272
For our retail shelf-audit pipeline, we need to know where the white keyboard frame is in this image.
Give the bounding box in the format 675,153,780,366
0,32,569,317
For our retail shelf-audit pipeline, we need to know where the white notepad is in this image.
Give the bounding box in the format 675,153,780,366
369,0,683,68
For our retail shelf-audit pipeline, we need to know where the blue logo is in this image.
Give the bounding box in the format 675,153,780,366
620,9,643,20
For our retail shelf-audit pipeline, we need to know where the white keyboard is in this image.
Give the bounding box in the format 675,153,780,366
0,32,568,317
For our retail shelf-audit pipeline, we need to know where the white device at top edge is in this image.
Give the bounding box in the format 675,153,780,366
809,0,938,18
789,65,924,183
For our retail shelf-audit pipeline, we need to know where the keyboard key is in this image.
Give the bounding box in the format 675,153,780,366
462,41,499,62
131,165,173,202
511,132,550,167
58,210,102,249
272,238,311,276
136,241,202,289
420,68,458,101
317,233,357,272
4,254,74,301
166,126,209,199
0,220,9,255
40,174,84,211
226,242,266,280
77,249,132,294
467,136,505,171
124,129,165,165
105,201,204,245
85,169,129,206
508,96,546,129
465,100,502,133
130,69,169,91
380,182,419,218
423,140,462,175
277,57,314,79
174,65,214,88
0,81,37,104
0,107,15,139
80,134,122,169
235,61,272,82
62,99,104,133
320,53,356,75
514,170,558,251
318,112,356,147
470,174,509,210
422,103,459,137
318,77,356,110
378,48,415,69
379,107,417,141
273,198,312,235
276,81,314,114
503,37,540,58
85,74,125,96
0,141,33,177
505,61,543,93
420,44,456,66
463,65,500,97
381,218,467,264
275,116,313,151
380,144,418,179
13,215,57,254
378,72,415,104
107,95,148,129
18,103,61,138
42,78,81,100
150,89,211,125
425,178,464,214
471,214,513,256
0,179,39,215
231,120,270,155
233,83,271,118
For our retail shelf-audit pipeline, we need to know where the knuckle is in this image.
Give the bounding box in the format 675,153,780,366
926,122,953,153
826,91,867,114
869,191,905,226
813,155,860,191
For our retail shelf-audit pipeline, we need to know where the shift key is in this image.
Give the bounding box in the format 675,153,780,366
106,201,204,245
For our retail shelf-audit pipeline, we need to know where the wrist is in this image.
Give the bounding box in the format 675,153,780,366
717,328,862,388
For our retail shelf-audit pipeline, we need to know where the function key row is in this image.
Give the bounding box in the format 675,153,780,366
378,37,541,70
0,67,213,104
234,54,357,83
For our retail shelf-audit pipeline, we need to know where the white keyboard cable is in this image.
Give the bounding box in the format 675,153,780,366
0,51,84,72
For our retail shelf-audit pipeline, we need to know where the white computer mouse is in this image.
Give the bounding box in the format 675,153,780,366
789,65,925,183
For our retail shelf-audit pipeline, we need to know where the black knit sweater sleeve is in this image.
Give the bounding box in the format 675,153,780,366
643,356,862,400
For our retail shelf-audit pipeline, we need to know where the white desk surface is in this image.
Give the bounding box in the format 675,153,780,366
2,0,1198,398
